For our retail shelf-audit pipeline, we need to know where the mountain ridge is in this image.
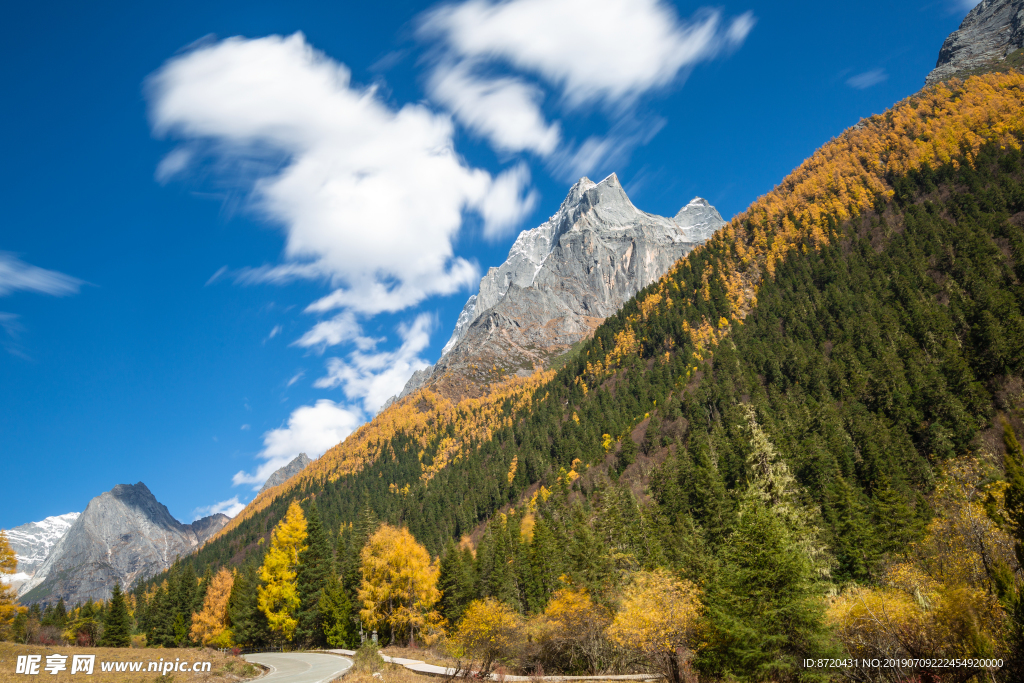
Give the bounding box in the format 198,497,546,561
19,482,228,605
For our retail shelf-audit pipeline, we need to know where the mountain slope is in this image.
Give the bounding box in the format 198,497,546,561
2,513,79,594
395,173,723,400
19,483,228,604
162,72,1024,583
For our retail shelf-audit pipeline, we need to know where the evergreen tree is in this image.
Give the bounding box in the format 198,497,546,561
437,540,467,624
525,516,560,612
229,563,271,649
698,498,837,682
98,584,132,647
999,423,1024,679
319,573,354,648
146,584,175,647
295,502,333,648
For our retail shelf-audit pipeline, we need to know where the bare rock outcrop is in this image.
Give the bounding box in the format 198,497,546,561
17,483,227,605
258,453,312,494
926,0,1024,85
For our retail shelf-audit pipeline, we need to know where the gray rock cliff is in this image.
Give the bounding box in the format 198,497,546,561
393,173,724,400
926,0,1024,85
258,453,312,494
17,483,228,605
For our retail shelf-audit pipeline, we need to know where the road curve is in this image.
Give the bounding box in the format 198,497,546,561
244,652,353,683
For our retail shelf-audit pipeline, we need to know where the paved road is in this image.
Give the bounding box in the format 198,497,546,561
243,652,352,683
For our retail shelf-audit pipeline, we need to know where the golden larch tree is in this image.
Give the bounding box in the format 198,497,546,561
259,500,307,641
607,570,702,683
358,523,440,646
0,530,25,640
454,598,522,673
191,567,235,646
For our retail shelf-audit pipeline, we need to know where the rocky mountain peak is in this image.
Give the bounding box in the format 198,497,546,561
17,482,229,605
392,175,726,402
926,0,1024,85
259,453,312,494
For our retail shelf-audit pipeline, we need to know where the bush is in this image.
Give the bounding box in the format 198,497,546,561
353,642,386,673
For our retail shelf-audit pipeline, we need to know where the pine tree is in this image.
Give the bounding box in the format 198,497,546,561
437,540,466,624
526,517,561,612
229,563,271,649
697,407,837,682
146,584,175,647
295,502,333,648
319,573,354,648
1000,423,1024,679
98,584,132,647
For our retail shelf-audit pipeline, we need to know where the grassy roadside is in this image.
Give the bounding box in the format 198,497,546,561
0,643,260,683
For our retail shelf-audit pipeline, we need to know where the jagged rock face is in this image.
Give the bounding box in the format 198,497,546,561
926,0,1024,85
2,513,79,594
258,453,312,494
399,173,724,400
18,483,228,605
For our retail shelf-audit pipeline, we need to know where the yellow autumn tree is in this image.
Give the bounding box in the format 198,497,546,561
827,457,1013,681
259,500,307,641
453,598,523,673
607,570,703,683
357,524,440,646
190,567,235,646
530,587,615,675
0,530,25,639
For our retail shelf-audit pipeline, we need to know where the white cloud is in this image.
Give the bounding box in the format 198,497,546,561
292,310,378,353
426,60,561,155
192,496,247,520
0,253,82,297
286,371,305,388
847,68,888,90
268,324,283,339
314,313,433,414
148,33,536,316
233,398,361,488
420,0,755,108
240,423,251,430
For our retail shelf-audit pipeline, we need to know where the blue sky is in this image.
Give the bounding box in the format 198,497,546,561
0,0,981,527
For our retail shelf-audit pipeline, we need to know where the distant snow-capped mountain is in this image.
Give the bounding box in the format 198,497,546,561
2,512,80,593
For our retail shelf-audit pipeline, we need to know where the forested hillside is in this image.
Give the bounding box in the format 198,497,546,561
120,72,1024,681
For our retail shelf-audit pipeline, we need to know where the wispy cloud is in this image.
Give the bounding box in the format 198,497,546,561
0,253,82,297
268,324,283,340
240,423,251,431
192,496,247,520
420,0,755,108
418,0,755,178
847,68,888,90
286,371,305,388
